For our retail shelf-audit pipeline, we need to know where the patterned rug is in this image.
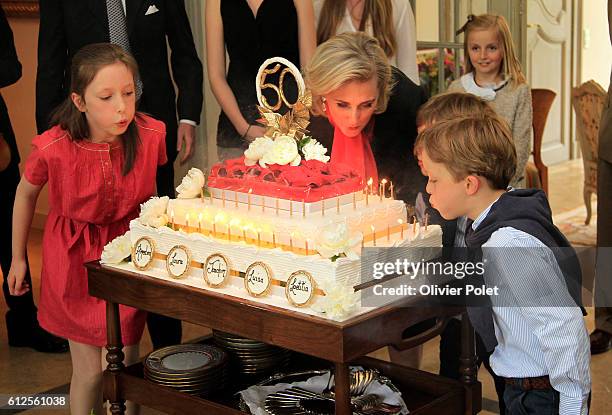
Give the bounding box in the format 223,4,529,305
553,203,597,247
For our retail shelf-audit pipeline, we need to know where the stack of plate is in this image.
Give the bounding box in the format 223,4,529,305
212,330,291,377
144,344,228,397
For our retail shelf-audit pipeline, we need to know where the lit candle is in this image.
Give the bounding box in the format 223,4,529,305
198,213,203,234
209,190,213,205
242,227,247,242
321,199,325,217
222,190,226,208
412,215,417,234
289,201,293,217
234,191,239,208
424,213,429,231
272,232,276,248
336,197,340,214
302,200,306,218
398,219,404,239
275,198,279,216
305,239,309,255
257,230,261,247
380,179,388,202
290,233,294,252
353,192,357,210
368,177,374,196
371,225,376,247
200,188,204,203
171,209,175,231
389,182,394,200
365,186,369,206
387,224,390,242
261,196,265,213
185,213,190,232
248,189,252,211
213,221,217,238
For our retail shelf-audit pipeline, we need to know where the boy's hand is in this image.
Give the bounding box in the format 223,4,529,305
7,258,30,296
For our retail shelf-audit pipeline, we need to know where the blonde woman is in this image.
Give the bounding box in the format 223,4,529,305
206,0,316,161
305,32,426,205
313,0,419,84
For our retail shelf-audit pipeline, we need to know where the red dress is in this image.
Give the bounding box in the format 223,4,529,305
24,113,167,347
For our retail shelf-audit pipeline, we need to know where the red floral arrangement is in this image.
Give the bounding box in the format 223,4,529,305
208,157,363,202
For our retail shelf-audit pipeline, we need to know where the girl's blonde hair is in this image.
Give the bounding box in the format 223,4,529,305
458,14,526,85
49,43,141,175
317,0,396,58
304,32,394,116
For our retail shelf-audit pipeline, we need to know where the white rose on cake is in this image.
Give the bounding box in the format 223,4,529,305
139,196,169,228
315,223,362,260
260,135,301,167
176,168,205,198
302,139,330,163
244,136,274,166
313,280,359,320
101,232,132,264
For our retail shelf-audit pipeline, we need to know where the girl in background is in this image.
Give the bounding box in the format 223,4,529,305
314,0,419,84
448,14,532,188
8,43,166,414
206,0,316,161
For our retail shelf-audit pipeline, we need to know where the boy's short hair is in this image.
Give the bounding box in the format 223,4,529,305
417,92,497,127
416,114,517,190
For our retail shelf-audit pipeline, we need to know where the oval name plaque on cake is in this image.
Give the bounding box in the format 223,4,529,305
244,262,272,297
204,253,230,288
285,270,316,307
132,237,155,271
166,245,191,279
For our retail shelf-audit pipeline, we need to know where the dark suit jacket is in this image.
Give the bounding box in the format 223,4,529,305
35,0,203,161
1,6,22,168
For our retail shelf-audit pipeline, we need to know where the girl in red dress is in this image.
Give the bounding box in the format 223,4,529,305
8,43,166,414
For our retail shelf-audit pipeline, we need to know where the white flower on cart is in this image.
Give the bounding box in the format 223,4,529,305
315,223,362,260
101,232,132,264
139,196,169,228
260,135,300,167
176,168,205,199
302,139,330,163
244,136,274,166
314,280,359,320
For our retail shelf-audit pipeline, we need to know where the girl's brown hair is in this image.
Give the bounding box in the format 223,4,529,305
457,14,526,86
305,32,394,116
49,43,141,175
317,0,397,58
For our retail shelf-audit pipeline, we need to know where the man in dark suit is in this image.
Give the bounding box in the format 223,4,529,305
591,0,612,355
35,0,204,349
1,6,67,353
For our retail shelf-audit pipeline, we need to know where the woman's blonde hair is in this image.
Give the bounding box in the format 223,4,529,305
317,0,397,59
458,14,526,85
304,32,394,116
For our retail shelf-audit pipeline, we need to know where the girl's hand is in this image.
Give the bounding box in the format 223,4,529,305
243,124,267,143
7,258,30,296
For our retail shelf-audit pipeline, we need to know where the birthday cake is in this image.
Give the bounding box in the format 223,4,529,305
102,58,441,320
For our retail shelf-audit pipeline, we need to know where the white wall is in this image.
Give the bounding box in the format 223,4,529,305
580,0,611,89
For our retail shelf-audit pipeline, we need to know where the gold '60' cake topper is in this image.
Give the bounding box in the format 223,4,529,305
255,57,312,140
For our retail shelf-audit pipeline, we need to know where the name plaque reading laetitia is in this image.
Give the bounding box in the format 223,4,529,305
204,253,230,288
244,262,272,297
166,245,191,279
132,237,155,271
286,270,316,307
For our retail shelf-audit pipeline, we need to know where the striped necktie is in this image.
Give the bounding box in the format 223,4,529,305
106,0,143,99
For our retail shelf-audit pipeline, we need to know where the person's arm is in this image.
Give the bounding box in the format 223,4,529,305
36,0,68,133
511,84,533,185
393,0,419,85
8,178,43,296
0,7,21,88
205,0,266,142
485,232,591,414
294,0,316,68
164,0,204,163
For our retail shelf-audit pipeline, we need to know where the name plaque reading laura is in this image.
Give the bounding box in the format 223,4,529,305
166,245,191,279
132,237,155,270
204,253,230,287
286,270,316,307
244,262,272,297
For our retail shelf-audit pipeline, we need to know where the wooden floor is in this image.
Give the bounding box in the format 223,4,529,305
0,159,610,414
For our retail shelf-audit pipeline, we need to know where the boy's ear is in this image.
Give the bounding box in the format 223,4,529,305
71,93,86,112
464,174,480,196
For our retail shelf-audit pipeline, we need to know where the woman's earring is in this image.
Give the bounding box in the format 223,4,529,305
321,99,327,112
